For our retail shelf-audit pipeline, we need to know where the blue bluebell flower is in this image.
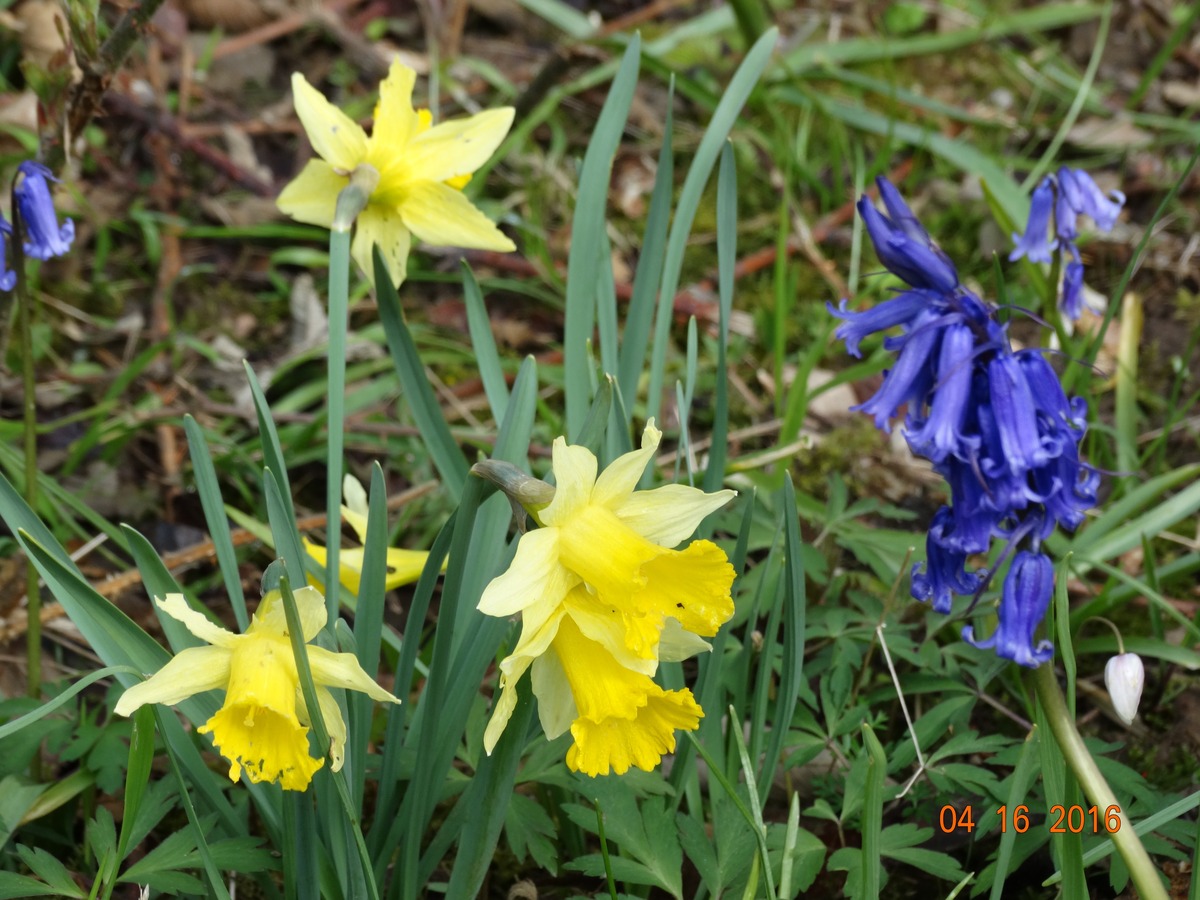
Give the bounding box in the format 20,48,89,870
833,176,1100,668
1010,167,1124,319
858,177,959,294
962,550,1055,667
15,161,74,260
0,219,16,291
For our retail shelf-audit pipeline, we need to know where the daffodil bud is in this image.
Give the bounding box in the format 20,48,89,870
1104,652,1144,726
471,459,556,531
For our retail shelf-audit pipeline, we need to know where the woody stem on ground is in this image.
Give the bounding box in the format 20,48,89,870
1032,663,1168,900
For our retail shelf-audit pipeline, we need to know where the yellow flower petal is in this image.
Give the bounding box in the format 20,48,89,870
291,72,368,172
401,108,515,185
250,587,327,642
307,645,399,706
563,588,657,676
197,634,324,791
657,617,713,662
342,474,370,538
529,648,574,740
477,526,574,617
556,503,659,603
365,60,422,171
589,420,662,509
313,686,349,772
276,159,345,227
350,204,411,288
613,484,738,548
484,606,565,753
114,645,232,716
397,181,515,252
155,593,239,648
539,438,599,527
551,616,646,722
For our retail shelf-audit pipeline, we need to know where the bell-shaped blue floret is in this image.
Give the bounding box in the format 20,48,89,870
1009,179,1058,264
962,550,1055,667
15,162,74,260
827,289,932,358
853,311,942,431
906,323,979,463
986,353,1053,476
910,507,986,614
859,179,959,294
1057,167,1125,232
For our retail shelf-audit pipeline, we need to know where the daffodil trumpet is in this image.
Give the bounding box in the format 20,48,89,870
115,586,399,792
477,420,737,776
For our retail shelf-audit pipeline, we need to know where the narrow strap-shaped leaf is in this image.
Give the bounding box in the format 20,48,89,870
860,722,886,900
242,361,298,525
462,261,509,423
702,141,735,500
647,28,777,430
183,414,248,629
564,35,642,438
120,524,202,652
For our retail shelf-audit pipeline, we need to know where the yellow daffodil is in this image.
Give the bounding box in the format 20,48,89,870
477,420,737,775
277,59,516,287
115,588,399,791
304,474,433,594
479,420,737,664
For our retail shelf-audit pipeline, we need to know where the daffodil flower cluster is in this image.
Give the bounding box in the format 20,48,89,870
1009,168,1125,319
115,587,399,791
277,60,515,288
0,161,75,288
831,177,1100,667
476,421,737,776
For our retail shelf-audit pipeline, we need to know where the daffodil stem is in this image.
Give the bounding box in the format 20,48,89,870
1032,663,1168,900
325,226,351,623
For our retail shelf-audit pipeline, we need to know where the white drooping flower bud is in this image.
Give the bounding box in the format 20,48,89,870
1104,653,1144,726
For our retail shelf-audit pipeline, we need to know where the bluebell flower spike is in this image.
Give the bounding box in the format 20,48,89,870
15,161,74,260
832,176,1098,667
1011,167,1124,319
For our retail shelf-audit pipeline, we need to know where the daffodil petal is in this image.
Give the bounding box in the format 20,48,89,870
251,587,328,642
590,420,662,509
530,650,575,740
552,616,647,722
484,651,533,754
367,60,422,168
658,617,712,661
382,548,434,590
156,594,238,648
342,474,370,529
539,438,598,526
477,527,573,617
307,645,399,705
315,686,349,772
351,205,411,288
403,108,515,184
613,484,738,548
276,159,344,227
114,645,231,716
398,181,515,252
563,589,656,676
291,73,368,171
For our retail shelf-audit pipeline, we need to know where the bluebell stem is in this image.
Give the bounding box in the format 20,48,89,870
15,161,74,260
1010,167,1124,318
0,219,16,291
832,176,1099,667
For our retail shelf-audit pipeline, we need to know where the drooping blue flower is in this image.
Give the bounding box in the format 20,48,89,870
0,219,16,291
858,178,959,294
15,161,74,260
834,176,1099,668
1008,179,1057,264
1010,167,1124,319
962,550,1055,668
